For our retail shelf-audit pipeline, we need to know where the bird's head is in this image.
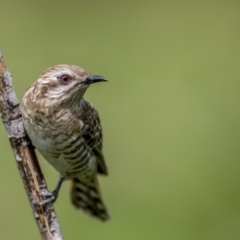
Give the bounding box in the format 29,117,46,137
31,64,107,107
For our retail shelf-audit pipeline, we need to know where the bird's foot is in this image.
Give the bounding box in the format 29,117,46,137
33,189,59,206
33,177,65,206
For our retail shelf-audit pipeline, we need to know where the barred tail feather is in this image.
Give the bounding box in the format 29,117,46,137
71,176,110,221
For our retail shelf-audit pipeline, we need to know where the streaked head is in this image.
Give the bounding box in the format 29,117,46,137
31,64,107,106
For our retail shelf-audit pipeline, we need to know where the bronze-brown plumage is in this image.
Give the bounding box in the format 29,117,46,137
22,64,110,221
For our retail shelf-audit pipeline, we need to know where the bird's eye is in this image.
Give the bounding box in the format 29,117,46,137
59,75,71,84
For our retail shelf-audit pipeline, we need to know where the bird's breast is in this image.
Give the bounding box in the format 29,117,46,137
22,104,96,179
28,128,96,178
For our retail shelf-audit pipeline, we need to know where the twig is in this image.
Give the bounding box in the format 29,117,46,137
0,50,64,240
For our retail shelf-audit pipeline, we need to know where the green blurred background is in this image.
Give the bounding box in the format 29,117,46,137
1,0,240,239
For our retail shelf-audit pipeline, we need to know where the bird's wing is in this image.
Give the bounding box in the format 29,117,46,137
80,99,108,175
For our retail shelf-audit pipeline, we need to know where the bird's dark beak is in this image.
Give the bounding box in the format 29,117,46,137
84,75,108,85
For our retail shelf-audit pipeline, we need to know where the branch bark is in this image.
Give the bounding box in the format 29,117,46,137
0,50,64,240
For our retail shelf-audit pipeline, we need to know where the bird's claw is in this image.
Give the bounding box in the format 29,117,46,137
32,177,64,206
33,190,58,206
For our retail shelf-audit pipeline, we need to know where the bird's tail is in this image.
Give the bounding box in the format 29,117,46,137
70,176,110,221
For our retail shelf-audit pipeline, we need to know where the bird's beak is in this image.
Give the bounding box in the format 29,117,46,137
84,75,108,85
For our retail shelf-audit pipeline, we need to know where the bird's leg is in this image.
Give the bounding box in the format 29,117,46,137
52,176,65,202
34,176,65,206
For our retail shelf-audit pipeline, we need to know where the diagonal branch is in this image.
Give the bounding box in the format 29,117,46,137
0,50,64,240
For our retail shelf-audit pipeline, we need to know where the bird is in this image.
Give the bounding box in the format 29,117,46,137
21,64,110,221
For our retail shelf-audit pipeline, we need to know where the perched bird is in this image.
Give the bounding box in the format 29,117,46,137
22,64,110,221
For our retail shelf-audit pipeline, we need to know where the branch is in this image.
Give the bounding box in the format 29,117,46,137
0,50,64,240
